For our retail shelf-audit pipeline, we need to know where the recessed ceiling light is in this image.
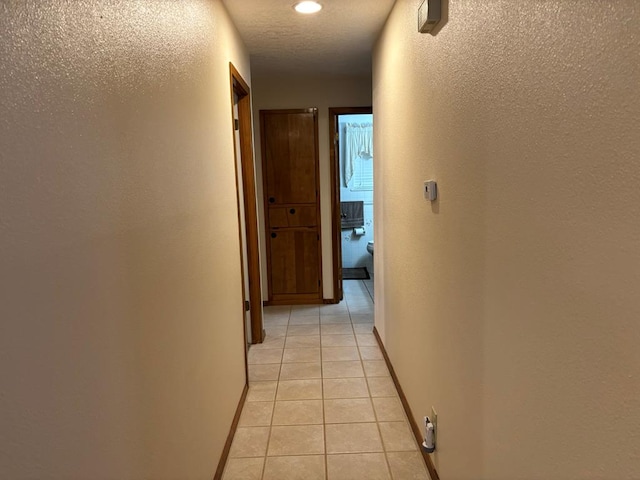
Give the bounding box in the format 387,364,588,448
294,1,322,14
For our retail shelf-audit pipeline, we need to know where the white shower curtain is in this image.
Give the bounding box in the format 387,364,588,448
343,123,373,187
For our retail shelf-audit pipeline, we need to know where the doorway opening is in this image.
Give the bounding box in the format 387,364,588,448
329,107,374,303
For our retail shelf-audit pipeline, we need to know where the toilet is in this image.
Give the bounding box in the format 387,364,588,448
366,240,374,255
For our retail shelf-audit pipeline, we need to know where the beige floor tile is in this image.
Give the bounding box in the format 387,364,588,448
265,305,292,315
290,305,320,316
327,453,391,480
279,362,321,380
322,324,354,335
346,294,371,302
272,399,323,425
359,345,384,360
289,315,320,325
229,426,270,458
323,346,360,361
348,306,374,315
264,315,290,326
366,377,398,398
325,398,376,423
247,381,278,402
343,281,367,291
386,451,430,480
345,289,369,298
267,425,325,456
355,333,378,346
353,324,374,334
287,324,320,336
379,422,418,452
320,314,352,324
265,325,288,338
248,364,281,382
222,457,264,480
322,361,364,378
346,288,370,296
323,377,369,399
372,397,406,422
322,334,356,347
248,348,283,365
346,301,370,309
363,360,390,377
325,422,383,453
320,304,349,315
286,335,320,348
283,347,321,363
252,336,286,349
238,401,274,426
263,455,325,480
276,379,323,400
350,313,374,323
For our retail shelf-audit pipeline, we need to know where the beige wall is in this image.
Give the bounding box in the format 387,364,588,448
0,1,250,478
251,73,372,300
374,1,640,479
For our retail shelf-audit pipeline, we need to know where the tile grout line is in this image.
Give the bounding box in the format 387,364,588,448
320,313,329,480
362,344,394,479
352,284,394,479
260,306,290,480
258,293,382,479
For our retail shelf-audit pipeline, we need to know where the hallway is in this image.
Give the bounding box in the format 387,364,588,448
222,281,428,479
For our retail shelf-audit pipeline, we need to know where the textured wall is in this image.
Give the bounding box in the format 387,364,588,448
251,73,372,300
0,1,250,478
374,0,640,478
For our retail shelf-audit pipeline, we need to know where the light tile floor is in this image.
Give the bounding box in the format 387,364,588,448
223,280,429,480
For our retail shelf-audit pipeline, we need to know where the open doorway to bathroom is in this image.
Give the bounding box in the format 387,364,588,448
329,107,374,304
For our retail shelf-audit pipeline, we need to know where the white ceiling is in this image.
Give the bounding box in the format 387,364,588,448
222,0,396,76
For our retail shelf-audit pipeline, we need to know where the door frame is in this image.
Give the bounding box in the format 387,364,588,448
229,63,264,345
328,106,373,303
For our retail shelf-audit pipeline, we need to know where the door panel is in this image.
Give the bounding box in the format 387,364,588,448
261,109,322,304
264,113,317,205
270,230,320,295
287,206,317,227
269,206,317,228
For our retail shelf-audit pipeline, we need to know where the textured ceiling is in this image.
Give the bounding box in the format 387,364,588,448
222,0,396,76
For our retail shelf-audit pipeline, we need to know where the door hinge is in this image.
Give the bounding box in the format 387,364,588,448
335,132,339,142
244,300,250,312
234,119,239,131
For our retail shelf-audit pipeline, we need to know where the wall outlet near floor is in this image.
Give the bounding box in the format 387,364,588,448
422,415,435,453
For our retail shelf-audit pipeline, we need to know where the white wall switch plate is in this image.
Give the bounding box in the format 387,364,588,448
424,180,437,201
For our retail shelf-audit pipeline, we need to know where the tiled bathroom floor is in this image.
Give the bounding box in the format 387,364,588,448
222,280,429,480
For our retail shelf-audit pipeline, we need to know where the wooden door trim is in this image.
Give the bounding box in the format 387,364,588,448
328,106,373,304
229,63,264,346
260,108,323,304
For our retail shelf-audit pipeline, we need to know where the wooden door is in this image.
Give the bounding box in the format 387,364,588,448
261,109,322,304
